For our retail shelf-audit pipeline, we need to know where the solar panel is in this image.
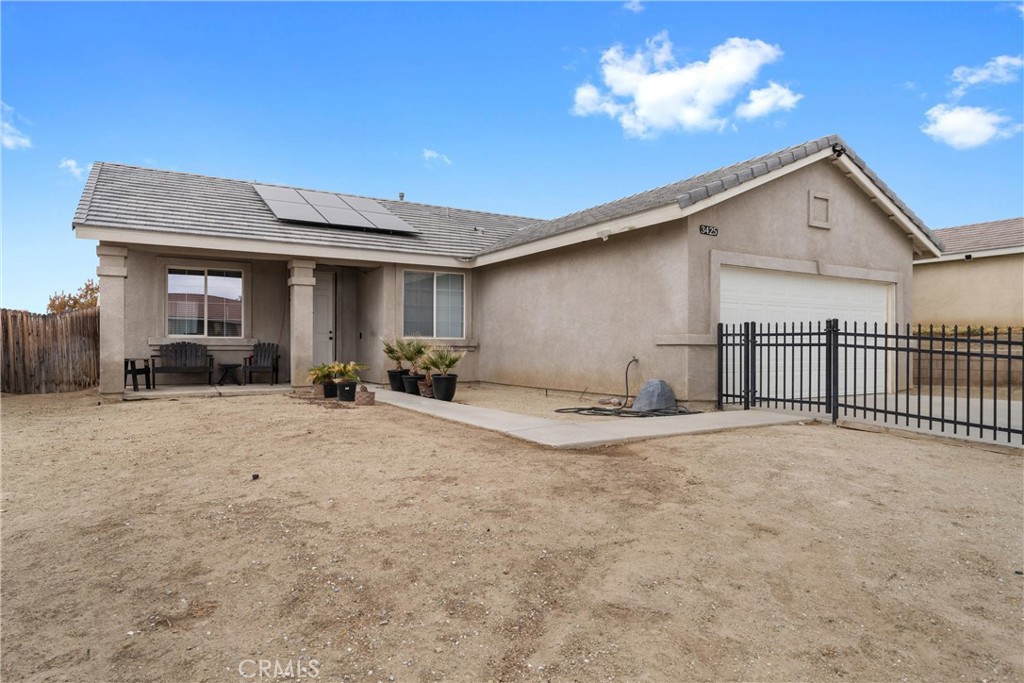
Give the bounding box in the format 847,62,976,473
365,211,420,234
339,195,388,214
253,184,305,204
262,199,328,224
314,206,375,229
299,190,352,209
253,183,420,235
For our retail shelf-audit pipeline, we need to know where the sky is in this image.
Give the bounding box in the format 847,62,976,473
2,1,1022,313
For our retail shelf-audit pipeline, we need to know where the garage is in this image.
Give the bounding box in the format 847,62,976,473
719,266,894,399
719,266,892,327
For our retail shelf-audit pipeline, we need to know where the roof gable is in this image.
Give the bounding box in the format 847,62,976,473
477,134,941,259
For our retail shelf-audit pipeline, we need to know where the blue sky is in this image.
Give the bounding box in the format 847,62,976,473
2,1,1022,313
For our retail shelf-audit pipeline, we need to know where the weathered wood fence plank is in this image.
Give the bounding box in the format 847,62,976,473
1,308,100,394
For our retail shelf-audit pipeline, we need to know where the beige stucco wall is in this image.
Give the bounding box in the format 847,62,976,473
121,248,292,384
472,159,915,401
473,221,689,396
914,254,1024,328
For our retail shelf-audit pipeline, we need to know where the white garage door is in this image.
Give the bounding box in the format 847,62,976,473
720,267,893,400
720,266,891,327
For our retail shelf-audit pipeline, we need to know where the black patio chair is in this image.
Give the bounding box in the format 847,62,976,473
243,342,280,385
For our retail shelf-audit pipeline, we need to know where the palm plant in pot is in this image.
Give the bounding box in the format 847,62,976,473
417,353,436,399
381,338,409,391
423,344,465,402
397,339,429,395
333,360,369,402
308,362,338,398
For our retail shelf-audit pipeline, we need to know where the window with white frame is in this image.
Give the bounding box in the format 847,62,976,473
167,268,243,337
403,271,464,338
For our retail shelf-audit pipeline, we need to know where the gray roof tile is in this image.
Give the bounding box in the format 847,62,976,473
477,134,941,256
73,163,538,259
933,217,1024,254
74,134,943,262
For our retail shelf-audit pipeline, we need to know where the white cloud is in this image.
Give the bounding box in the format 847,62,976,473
571,33,798,137
422,148,452,166
624,0,644,13
950,54,1023,99
1,102,31,150
921,104,1022,149
735,81,803,119
59,158,87,179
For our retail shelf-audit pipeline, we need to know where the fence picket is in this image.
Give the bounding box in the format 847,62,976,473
719,319,1022,444
1,308,100,394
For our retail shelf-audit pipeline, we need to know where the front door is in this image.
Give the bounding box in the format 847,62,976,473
313,272,336,365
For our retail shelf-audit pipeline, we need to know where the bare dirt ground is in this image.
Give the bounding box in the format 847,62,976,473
1,389,1021,683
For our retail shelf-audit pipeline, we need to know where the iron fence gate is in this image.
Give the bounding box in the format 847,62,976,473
718,320,1023,445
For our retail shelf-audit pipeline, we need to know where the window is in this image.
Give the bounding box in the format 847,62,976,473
167,268,243,337
403,271,464,338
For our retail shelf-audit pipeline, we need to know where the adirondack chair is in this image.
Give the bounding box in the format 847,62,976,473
243,342,280,385
150,342,214,388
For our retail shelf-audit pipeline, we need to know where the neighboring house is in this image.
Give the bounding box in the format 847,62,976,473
913,217,1024,329
73,134,942,402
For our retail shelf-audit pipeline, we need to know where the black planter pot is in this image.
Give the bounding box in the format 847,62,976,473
336,381,357,402
318,381,338,399
402,374,424,395
431,374,458,402
386,368,410,391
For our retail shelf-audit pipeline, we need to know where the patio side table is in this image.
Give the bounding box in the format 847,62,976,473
217,363,243,386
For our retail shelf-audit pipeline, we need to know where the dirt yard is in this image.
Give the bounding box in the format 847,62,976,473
2,389,1021,682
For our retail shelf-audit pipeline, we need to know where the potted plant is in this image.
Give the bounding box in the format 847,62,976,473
382,338,410,391
333,360,368,402
417,352,436,399
308,362,338,399
398,339,429,395
423,344,465,402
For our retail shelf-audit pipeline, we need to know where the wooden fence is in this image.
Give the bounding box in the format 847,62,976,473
1,308,100,394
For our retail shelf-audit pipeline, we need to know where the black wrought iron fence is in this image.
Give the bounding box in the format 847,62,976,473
718,320,1023,445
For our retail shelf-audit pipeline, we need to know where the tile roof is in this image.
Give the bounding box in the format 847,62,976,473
932,217,1024,254
73,163,538,259
478,134,940,256
74,134,941,261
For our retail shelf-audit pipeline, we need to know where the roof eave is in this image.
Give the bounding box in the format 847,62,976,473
74,223,473,269
830,155,943,258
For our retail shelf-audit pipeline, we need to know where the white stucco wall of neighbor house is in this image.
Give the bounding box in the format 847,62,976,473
472,159,915,402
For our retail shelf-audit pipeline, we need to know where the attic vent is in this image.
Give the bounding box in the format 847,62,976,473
808,190,831,229
252,184,421,235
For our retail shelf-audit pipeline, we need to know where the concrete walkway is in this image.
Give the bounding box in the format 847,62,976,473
375,389,806,449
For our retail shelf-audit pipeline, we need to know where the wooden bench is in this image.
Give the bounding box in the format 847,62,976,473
150,342,214,388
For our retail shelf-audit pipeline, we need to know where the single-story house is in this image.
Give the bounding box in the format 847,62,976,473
913,217,1024,329
73,133,943,402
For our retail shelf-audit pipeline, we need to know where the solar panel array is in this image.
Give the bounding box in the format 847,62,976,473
252,184,421,235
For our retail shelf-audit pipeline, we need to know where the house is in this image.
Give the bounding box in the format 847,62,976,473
73,134,943,403
913,217,1024,329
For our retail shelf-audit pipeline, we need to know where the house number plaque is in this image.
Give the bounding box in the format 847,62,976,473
699,224,719,237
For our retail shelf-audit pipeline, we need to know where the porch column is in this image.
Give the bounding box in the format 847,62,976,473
96,244,128,397
288,259,316,388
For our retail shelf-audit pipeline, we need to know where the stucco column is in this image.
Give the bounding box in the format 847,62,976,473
288,259,316,388
96,244,128,397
